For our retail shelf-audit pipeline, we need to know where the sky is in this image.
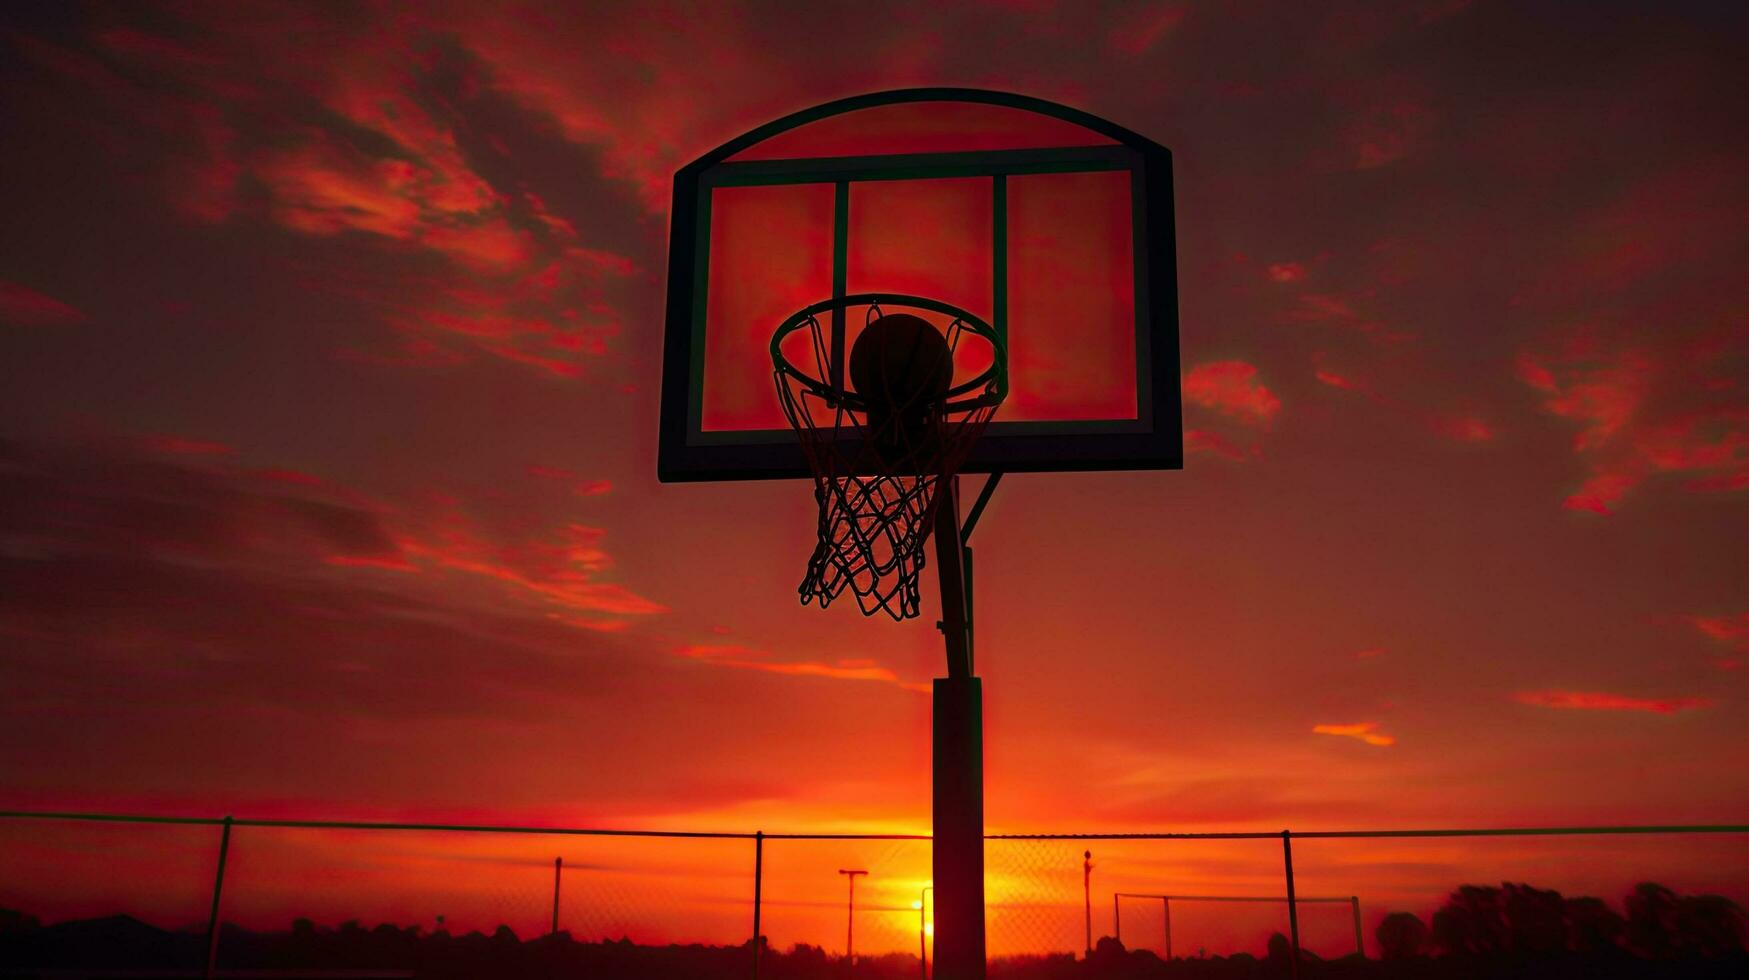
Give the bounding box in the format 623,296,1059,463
1,0,1745,958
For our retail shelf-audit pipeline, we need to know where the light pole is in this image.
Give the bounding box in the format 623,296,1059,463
915,885,934,980
839,869,868,973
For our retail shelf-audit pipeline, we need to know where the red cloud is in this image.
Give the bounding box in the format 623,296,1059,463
47,13,639,381
547,612,633,633
1183,360,1281,427
1314,357,1495,444
1689,613,1749,646
1312,722,1395,746
325,554,418,572
528,465,614,497
1515,690,1714,714
400,518,663,618
1267,262,1306,283
1688,613,1749,670
3,437,401,570
1429,414,1495,443
1286,292,1411,343
139,433,235,456
1348,99,1436,170
1109,4,1186,57
1518,325,1747,514
1185,428,1252,461
676,644,929,693
23,437,660,623
0,281,87,327
1560,473,1636,516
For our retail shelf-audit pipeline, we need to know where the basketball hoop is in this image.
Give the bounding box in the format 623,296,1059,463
772,293,1007,620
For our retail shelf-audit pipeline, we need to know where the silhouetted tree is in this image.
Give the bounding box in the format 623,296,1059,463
1672,893,1747,958
783,941,829,973
1374,911,1429,959
0,908,41,936
1431,885,1508,955
1563,896,1624,954
1265,931,1292,966
1087,934,1126,969
1503,882,1566,953
1624,882,1680,958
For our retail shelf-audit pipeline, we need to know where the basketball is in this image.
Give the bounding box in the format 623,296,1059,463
849,313,953,420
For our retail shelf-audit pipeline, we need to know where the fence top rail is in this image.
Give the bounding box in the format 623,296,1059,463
1116,892,1354,903
988,825,1749,840
0,810,933,840
2,810,1744,840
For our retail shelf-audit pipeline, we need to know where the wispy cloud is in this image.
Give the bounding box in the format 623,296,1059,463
1315,358,1495,444
397,516,663,621
1686,613,1748,670
1515,690,1713,714
0,281,87,327
528,464,613,497
1108,4,1186,57
1266,261,1306,283
139,433,236,456
677,645,929,694
1312,722,1396,746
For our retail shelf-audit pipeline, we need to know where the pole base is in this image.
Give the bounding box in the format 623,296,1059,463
932,677,985,979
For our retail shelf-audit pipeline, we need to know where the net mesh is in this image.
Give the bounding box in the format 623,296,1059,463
774,299,1003,620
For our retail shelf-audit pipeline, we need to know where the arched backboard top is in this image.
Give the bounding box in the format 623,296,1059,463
726,99,1119,162
660,88,1181,482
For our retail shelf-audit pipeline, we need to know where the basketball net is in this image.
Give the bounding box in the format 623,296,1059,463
774,301,1004,620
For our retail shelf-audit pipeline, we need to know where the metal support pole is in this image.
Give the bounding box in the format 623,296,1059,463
931,678,984,980
963,546,974,668
1282,831,1301,980
552,857,562,935
933,477,984,980
1111,893,1120,946
752,832,764,980
1083,851,1093,954
1351,896,1363,958
203,815,232,980
934,479,971,680
1163,898,1172,961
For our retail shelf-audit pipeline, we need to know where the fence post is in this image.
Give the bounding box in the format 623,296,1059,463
203,815,233,980
1351,895,1363,958
1162,897,1171,961
1281,830,1300,980
751,831,764,980
552,857,562,935
1111,893,1119,946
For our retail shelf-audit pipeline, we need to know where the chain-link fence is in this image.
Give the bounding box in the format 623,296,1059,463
2,810,1745,977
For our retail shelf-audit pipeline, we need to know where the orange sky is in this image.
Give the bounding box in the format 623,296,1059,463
0,0,1745,958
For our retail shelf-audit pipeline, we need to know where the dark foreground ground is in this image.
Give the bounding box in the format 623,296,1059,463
2,912,1745,980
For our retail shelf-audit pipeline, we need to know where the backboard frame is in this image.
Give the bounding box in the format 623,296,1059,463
659,87,1181,482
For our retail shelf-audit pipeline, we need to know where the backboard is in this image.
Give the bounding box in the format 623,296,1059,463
659,88,1180,482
